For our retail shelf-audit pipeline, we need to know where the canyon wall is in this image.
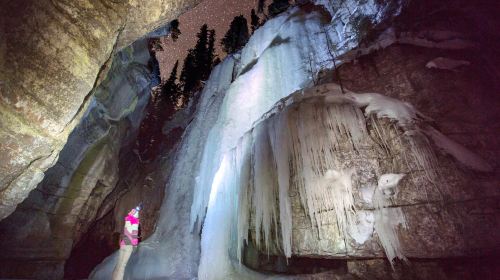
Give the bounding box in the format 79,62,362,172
0,39,162,279
0,0,201,220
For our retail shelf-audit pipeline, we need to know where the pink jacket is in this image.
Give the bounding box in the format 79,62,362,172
120,213,140,246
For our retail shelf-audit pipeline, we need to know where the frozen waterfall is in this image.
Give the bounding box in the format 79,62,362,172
90,2,491,279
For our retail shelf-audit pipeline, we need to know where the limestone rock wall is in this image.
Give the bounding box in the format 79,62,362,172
0,0,201,220
0,38,155,280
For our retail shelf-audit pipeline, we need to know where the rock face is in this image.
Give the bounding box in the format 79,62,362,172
0,0,201,220
0,39,159,279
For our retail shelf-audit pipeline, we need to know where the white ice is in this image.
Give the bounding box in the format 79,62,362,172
90,0,491,278
373,173,408,267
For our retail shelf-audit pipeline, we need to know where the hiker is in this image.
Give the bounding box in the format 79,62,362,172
112,204,142,280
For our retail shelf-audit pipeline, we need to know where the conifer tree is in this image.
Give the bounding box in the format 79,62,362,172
162,60,180,103
257,0,265,13
205,29,216,80
194,24,209,75
221,15,249,54
170,19,181,41
180,49,197,96
251,9,260,33
178,24,217,101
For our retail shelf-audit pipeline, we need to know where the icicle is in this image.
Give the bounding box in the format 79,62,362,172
404,129,440,184
252,122,279,253
236,134,253,263
287,103,363,237
321,168,357,235
373,173,408,268
369,116,392,155
268,113,293,259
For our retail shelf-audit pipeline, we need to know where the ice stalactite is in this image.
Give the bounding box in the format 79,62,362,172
345,90,492,176
403,130,440,184
236,135,253,263
197,77,494,278
287,102,364,239
198,99,369,278
288,103,366,240
373,174,408,267
268,113,293,259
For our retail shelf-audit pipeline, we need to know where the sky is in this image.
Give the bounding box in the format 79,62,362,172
156,0,266,80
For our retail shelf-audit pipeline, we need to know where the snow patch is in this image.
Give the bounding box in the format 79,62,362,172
426,57,470,70
345,92,428,126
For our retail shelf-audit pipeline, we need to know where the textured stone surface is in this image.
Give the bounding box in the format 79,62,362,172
0,39,155,280
0,0,201,220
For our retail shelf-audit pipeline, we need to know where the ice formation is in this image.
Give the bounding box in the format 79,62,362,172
90,56,236,280
345,92,428,126
424,127,493,172
195,83,492,277
90,1,492,279
373,174,408,267
198,100,365,279
189,2,386,242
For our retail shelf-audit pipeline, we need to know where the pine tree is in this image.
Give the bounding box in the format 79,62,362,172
180,49,197,95
170,19,181,41
162,60,180,103
251,9,260,33
178,24,217,103
181,25,207,95
257,0,265,13
194,24,209,74
221,15,249,54
208,29,216,64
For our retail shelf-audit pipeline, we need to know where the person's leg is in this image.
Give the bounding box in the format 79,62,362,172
121,245,134,276
111,245,133,280
111,247,125,280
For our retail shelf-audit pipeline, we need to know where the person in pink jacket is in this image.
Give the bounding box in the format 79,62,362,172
112,203,142,280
